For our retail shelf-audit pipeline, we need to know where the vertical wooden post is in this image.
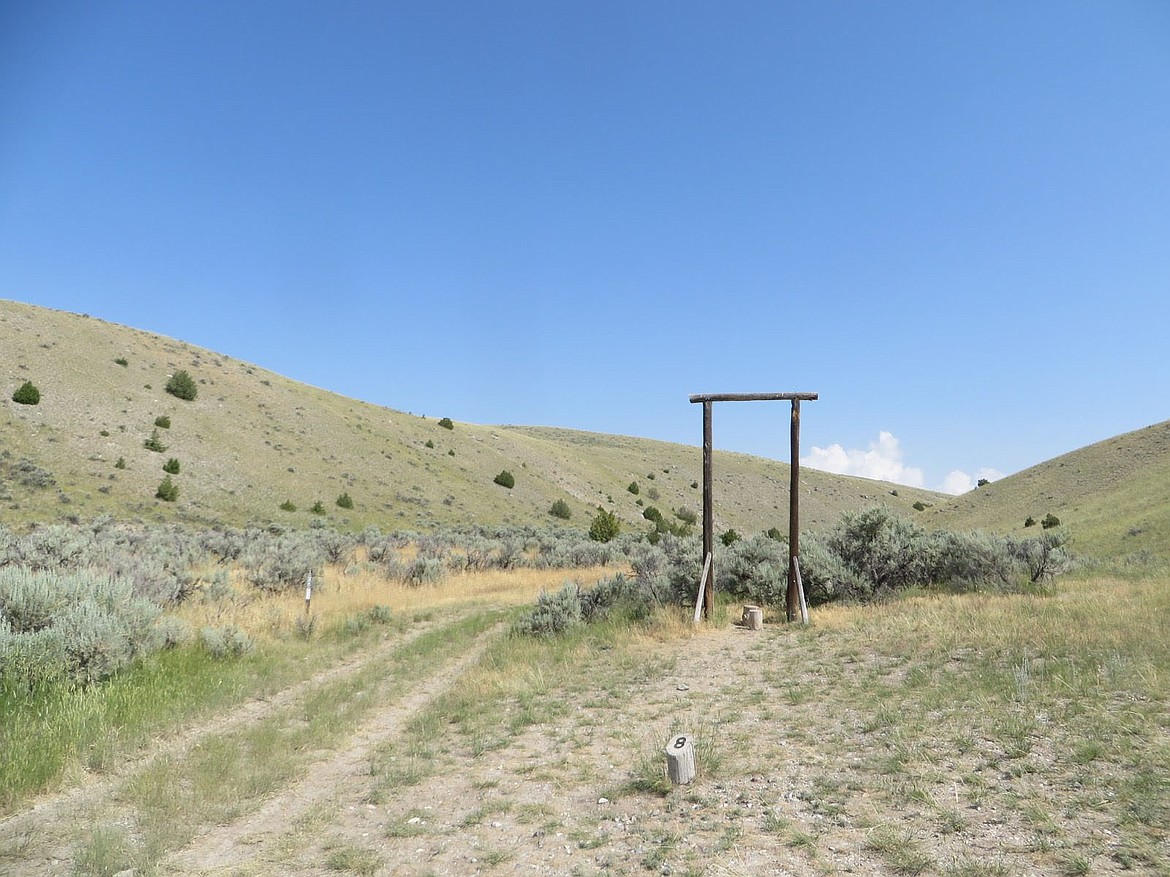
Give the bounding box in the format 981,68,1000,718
787,399,801,622
702,401,714,620
689,392,817,623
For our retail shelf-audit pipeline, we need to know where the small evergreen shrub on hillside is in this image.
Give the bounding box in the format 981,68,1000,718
549,499,572,520
336,492,354,509
310,501,326,515
766,526,785,541
162,458,180,474
627,481,640,495
154,415,171,429
165,370,198,401
1042,513,1062,529
144,429,167,453
494,470,515,489
589,507,621,543
438,417,454,430
12,381,40,405
114,357,129,367
155,476,179,502
280,499,297,512
425,439,435,448
1024,516,1036,528
720,529,740,546
642,506,663,522
912,500,927,511
115,457,127,470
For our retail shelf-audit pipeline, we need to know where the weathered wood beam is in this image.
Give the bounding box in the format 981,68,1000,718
689,392,818,404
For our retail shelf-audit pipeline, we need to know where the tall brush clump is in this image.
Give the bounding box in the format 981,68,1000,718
722,534,789,606
829,507,935,592
0,569,161,688
242,532,325,593
515,573,659,637
512,581,582,637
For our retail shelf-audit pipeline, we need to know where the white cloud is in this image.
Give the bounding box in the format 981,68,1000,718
801,431,925,488
941,470,974,495
802,432,1005,495
940,467,1007,496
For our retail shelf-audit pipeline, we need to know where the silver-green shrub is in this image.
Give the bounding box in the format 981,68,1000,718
403,556,445,586
795,531,868,603
0,568,160,686
1009,528,1072,582
243,532,324,593
722,534,789,606
928,529,1016,589
830,507,934,592
579,573,652,623
512,581,582,637
0,619,67,689
199,625,253,658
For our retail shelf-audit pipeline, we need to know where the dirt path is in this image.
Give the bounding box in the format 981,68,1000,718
280,620,828,877
159,622,505,875
0,618,452,875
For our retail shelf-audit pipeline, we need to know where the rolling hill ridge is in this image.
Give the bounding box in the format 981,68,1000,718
1,300,943,535
3,300,1166,558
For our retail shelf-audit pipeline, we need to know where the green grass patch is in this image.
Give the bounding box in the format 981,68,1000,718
0,614,422,816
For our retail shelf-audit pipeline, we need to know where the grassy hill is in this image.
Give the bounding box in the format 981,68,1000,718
1,300,943,535
925,418,1170,560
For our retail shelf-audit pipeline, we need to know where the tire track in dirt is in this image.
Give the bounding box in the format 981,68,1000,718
160,620,506,875
0,617,446,864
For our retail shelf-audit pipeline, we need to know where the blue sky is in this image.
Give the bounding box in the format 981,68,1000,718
3,2,1168,494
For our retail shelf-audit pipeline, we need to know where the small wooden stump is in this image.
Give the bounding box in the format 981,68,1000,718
742,605,763,630
666,733,696,785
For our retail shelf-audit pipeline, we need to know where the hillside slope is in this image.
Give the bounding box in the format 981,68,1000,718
1,300,943,534
925,419,1170,559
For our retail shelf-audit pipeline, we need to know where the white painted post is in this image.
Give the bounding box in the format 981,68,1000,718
741,605,763,630
304,570,313,615
794,556,809,625
693,553,712,625
665,733,696,785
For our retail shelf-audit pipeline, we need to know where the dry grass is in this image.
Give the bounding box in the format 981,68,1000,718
174,564,621,638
